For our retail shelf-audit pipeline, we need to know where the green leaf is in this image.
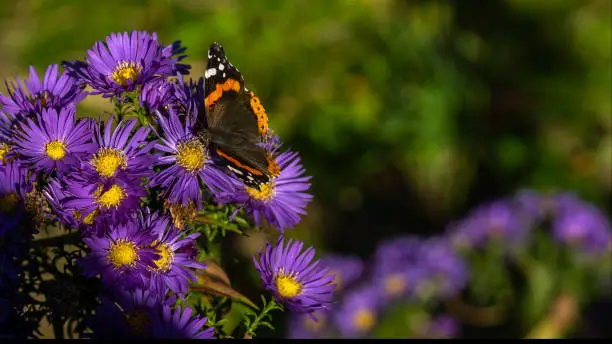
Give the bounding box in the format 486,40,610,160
522,261,557,329
190,270,258,310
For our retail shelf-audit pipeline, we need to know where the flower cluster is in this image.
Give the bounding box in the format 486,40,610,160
286,189,611,339
0,30,327,339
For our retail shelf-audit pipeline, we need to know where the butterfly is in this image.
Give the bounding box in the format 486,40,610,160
198,42,280,190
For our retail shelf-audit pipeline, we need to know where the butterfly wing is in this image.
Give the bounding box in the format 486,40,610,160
202,42,279,188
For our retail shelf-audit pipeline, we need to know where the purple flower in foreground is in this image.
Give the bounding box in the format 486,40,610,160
320,254,364,292
0,64,85,117
62,175,147,234
12,106,94,176
151,304,215,339
218,150,313,233
136,211,206,297
78,219,159,290
63,30,188,97
253,236,336,315
86,288,169,339
334,285,381,338
0,162,32,236
140,75,203,117
553,199,611,254
42,178,80,229
82,117,155,182
150,110,233,208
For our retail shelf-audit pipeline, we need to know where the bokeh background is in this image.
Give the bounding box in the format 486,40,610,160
1,0,610,338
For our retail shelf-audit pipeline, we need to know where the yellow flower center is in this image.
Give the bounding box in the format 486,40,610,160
0,142,11,163
275,271,303,298
95,184,127,209
0,193,20,214
45,140,66,160
111,61,142,87
29,90,52,107
107,239,139,268
384,273,406,298
175,139,207,173
83,209,100,225
91,147,128,178
126,309,150,336
245,183,276,202
151,242,174,273
353,308,376,333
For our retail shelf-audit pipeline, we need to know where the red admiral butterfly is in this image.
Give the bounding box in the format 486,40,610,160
199,42,280,190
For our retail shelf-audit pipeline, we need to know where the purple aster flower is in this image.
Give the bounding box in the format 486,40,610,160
139,75,203,117
287,310,333,339
253,236,336,315
62,175,147,235
135,210,206,297
0,112,16,165
0,64,86,118
447,200,530,251
78,219,159,290
63,31,188,98
151,304,215,339
334,285,381,338
81,116,155,182
150,109,233,209
42,178,80,229
552,199,611,254
417,238,469,300
320,254,364,292
86,287,169,339
371,235,426,304
12,106,94,177
218,150,313,233
0,162,32,236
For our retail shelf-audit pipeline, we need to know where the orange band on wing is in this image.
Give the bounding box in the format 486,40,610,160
266,156,281,177
249,92,269,135
216,149,264,176
205,78,242,110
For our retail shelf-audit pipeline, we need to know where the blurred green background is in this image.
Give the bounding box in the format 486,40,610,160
1,0,609,338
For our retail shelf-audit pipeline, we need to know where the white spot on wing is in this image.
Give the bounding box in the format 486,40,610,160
218,64,225,71
205,68,217,79
223,72,226,78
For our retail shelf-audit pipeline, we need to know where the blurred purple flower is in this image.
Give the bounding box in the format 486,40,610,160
552,199,611,254
371,235,426,304
334,285,381,338
418,238,469,300
320,254,364,292
287,310,332,339
63,31,188,97
0,64,86,118
253,236,336,315
447,200,529,251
